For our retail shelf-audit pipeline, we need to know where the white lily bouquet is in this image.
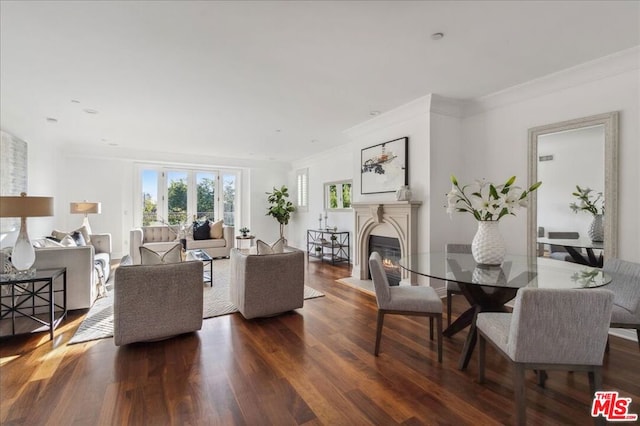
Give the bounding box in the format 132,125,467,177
446,175,541,221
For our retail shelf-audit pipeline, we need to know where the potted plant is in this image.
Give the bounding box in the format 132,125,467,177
266,185,296,240
239,227,250,237
569,185,604,242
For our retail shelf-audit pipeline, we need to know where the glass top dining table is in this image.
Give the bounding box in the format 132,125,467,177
399,252,611,370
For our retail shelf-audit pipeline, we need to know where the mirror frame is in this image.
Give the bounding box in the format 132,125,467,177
527,111,619,259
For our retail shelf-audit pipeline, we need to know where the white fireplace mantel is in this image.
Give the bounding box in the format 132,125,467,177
352,200,421,284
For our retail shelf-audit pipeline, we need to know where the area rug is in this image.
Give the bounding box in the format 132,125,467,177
68,259,324,345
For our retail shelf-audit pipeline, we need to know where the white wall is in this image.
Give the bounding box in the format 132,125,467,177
462,51,639,261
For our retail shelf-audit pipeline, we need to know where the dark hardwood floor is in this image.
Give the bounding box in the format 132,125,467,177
1,259,638,425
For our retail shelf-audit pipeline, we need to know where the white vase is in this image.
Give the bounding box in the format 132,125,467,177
588,214,604,242
471,221,506,266
396,185,411,201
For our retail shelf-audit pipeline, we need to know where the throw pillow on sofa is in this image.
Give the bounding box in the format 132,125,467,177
256,238,285,255
192,220,211,240
140,243,182,265
51,225,91,244
209,220,223,239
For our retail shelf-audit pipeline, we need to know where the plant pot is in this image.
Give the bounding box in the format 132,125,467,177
471,221,506,266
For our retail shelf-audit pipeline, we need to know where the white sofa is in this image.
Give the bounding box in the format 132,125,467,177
130,225,234,264
34,233,112,310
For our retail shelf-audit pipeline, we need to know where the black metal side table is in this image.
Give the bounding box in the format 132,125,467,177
0,267,67,340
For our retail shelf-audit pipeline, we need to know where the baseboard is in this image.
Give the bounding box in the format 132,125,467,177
609,328,638,343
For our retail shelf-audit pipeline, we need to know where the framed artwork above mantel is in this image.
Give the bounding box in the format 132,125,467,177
360,136,408,194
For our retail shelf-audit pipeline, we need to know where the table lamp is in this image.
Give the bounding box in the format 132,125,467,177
70,201,101,234
0,192,54,271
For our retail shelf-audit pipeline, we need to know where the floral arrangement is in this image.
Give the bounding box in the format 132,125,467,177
569,186,604,216
570,269,600,287
239,227,250,235
446,175,541,221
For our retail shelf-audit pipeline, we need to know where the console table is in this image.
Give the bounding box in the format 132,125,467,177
307,229,350,265
0,268,67,340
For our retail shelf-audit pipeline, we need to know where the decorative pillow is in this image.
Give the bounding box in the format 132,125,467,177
70,231,87,246
140,243,182,265
256,238,285,255
51,225,91,244
32,238,64,248
51,229,68,241
76,225,91,244
209,220,223,239
192,220,211,240
60,235,77,247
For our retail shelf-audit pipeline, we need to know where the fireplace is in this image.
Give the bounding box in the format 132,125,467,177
352,201,421,284
368,235,401,286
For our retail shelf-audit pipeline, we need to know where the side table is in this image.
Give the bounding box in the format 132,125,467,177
0,267,67,340
236,235,255,250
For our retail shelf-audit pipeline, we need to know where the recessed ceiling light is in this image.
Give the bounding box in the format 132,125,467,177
83,108,99,114
369,111,380,116
275,129,282,133
45,117,58,123
71,99,80,104
108,142,118,147
431,32,444,40
311,139,318,144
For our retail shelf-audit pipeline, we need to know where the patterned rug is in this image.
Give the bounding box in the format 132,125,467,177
68,259,324,345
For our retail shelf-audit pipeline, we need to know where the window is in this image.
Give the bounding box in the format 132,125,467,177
296,168,309,212
324,180,352,210
136,165,240,227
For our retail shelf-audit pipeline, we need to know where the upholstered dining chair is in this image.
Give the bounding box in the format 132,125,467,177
369,252,443,362
603,258,640,351
445,243,472,327
477,287,613,426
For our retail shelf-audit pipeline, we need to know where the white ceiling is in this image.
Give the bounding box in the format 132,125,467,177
1,1,638,162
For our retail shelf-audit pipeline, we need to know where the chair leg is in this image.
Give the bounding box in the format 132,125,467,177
447,290,453,327
374,310,385,356
436,314,443,363
588,366,603,394
514,363,526,426
429,316,434,341
478,334,485,383
605,336,610,353
637,329,640,351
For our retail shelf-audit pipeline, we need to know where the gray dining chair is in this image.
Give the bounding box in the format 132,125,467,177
369,252,443,362
477,287,613,426
547,231,580,262
603,258,640,351
445,243,472,327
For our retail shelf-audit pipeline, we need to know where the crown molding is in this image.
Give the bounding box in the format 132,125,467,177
463,46,640,117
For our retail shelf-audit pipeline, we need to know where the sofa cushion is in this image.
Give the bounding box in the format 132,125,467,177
140,243,182,265
71,231,87,246
209,220,223,239
60,235,77,247
187,238,226,250
192,220,211,240
142,241,183,254
256,238,285,255
52,225,91,244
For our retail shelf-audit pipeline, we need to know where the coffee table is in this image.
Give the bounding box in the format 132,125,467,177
186,249,213,286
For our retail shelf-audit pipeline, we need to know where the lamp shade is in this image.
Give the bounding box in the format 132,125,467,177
70,201,101,215
0,193,54,218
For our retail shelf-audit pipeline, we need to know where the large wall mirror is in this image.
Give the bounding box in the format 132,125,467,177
527,111,619,260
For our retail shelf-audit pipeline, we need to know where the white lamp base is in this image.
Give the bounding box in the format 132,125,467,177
81,215,93,235
11,217,36,274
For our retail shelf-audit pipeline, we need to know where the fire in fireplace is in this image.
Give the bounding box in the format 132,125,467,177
368,235,401,286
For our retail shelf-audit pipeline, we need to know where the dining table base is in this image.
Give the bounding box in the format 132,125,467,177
443,284,519,370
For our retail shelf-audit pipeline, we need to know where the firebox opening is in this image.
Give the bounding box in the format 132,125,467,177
368,235,401,286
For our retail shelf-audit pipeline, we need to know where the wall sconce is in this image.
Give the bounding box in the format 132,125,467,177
70,201,101,234
0,192,54,272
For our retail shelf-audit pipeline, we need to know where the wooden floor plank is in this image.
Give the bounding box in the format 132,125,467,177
0,259,638,425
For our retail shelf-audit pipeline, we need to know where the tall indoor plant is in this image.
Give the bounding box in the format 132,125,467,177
266,185,296,240
446,175,541,265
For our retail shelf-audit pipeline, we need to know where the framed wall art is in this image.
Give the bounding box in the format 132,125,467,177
360,137,408,194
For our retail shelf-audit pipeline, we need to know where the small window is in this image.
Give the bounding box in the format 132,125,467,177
296,168,309,212
324,180,352,211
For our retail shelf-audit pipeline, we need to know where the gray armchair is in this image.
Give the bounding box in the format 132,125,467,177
477,287,613,425
114,261,203,345
230,248,304,319
603,258,640,350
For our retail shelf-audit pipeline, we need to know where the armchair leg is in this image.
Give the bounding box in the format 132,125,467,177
436,314,443,363
514,363,526,426
374,310,385,356
429,316,434,341
447,290,453,327
478,334,485,383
